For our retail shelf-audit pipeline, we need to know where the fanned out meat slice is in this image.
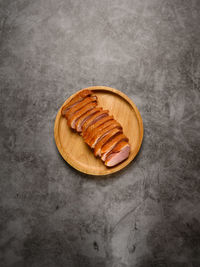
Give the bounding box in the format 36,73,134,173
101,133,128,161
61,90,92,116
61,90,131,167
81,110,109,133
84,119,116,142
83,115,114,139
64,96,97,120
67,102,97,129
86,122,122,148
94,128,122,157
75,107,102,132
105,141,130,167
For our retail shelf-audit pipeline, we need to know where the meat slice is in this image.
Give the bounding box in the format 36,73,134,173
84,119,115,142
67,102,97,129
64,96,97,120
83,115,114,139
94,128,122,157
101,133,128,161
105,141,130,167
75,107,102,132
81,110,109,133
86,122,122,148
61,90,92,116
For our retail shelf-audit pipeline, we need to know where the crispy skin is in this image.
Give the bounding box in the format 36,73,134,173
61,90,92,116
101,133,128,161
94,128,122,157
105,141,130,167
84,119,115,142
81,110,109,133
86,122,122,148
111,140,129,152
83,115,114,139
75,107,102,132
67,102,97,128
64,96,97,120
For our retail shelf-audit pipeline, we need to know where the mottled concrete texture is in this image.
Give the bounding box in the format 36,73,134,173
0,0,200,266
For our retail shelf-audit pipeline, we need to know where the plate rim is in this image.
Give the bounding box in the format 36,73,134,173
54,86,143,176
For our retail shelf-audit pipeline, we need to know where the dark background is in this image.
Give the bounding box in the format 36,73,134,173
0,0,200,266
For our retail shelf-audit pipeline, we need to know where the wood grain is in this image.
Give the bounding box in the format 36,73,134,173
54,86,143,175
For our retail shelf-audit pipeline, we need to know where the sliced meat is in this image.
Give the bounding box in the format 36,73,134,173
83,115,114,139
86,122,122,148
101,133,128,161
75,107,102,132
84,119,116,142
64,96,97,120
105,141,130,167
61,90,131,167
61,90,92,116
81,110,109,133
94,128,122,157
67,102,97,129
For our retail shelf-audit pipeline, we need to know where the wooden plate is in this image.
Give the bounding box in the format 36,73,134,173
54,86,143,175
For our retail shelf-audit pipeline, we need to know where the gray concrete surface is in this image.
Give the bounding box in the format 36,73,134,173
0,0,200,266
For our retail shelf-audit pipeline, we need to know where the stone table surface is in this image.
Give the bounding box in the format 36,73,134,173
0,0,200,266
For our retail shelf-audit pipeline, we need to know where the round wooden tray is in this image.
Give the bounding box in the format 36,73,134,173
54,86,143,175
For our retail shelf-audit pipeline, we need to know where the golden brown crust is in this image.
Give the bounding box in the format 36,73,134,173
94,129,122,156
84,119,118,143
81,110,109,133
105,141,130,160
83,115,114,139
111,140,129,152
101,134,128,155
67,102,97,127
61,90,93,116
105,141,130,166
65,96,97,120
86,122,122,147
75,107,102,131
